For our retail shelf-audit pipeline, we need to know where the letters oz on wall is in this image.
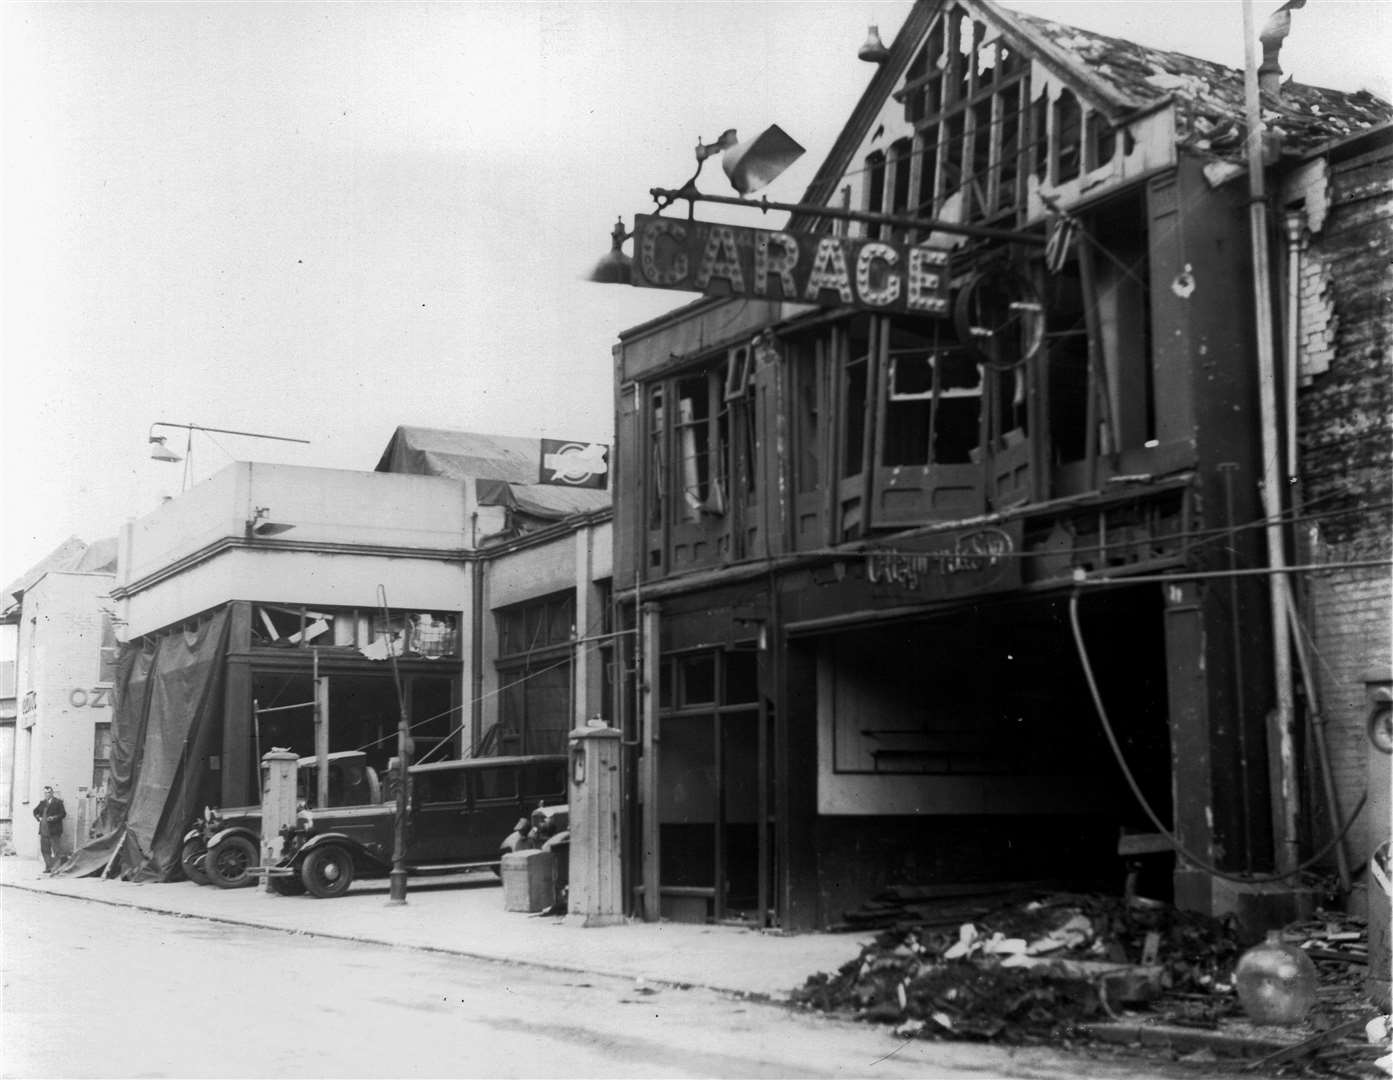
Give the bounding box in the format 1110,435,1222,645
68,687,114,709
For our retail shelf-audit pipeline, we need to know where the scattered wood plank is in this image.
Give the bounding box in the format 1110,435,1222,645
1240,1013,1380,1073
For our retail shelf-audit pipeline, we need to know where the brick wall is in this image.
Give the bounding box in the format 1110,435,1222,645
1291,134,1393,864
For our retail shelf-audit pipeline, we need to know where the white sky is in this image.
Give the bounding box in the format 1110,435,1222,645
2,0,1389,586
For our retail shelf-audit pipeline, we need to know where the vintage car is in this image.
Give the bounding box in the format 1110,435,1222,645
187,750,381,889
274,753,567,898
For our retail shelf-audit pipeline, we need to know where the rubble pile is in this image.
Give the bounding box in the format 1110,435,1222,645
793,891,1387,1068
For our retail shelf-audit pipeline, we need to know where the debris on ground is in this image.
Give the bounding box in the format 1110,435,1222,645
792,891,1390,1075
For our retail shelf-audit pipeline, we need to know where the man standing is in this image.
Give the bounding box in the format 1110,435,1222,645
33,786,66,872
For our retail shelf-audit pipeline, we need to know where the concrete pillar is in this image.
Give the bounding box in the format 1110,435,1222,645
566,723,623,927
260,749,298,894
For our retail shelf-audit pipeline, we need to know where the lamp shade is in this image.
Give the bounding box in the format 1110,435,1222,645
587,218,633,284
149,437,182,463
858,25,890,63
722,125,806,196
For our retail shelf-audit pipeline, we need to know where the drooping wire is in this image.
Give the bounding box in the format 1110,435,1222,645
1068,587,1366,885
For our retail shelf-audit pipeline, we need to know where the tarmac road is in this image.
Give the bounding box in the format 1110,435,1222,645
0,888,1192,1079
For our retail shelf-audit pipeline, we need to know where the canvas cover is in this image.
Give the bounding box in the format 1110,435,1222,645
377,426,609,521
57,609,230,881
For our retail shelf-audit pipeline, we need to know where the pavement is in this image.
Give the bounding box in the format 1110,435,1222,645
0,855,873,1003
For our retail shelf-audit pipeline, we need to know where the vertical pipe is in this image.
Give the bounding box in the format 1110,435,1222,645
470,556,484,754
640,602,661,922
313,649,328,811
1283,212,1305,492
1220,462,1255,871
1243,0,1300,873
1279,211,1350,888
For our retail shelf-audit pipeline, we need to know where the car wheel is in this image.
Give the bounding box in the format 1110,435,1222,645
181,839,209,886
300,846,354,898
206,836,258,889
269,872,307,896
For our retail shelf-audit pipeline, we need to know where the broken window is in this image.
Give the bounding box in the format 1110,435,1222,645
1086,112,1118,172
884,339,983,466
647,386,665,532
251,604,458,658
1054,89,1082,184
675,372,725,521
841,321,871,479
1031,92,1050,183
864,150,887,239
721,344,759,509
892,1,1031,227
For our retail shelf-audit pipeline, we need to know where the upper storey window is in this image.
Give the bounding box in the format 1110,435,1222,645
889,4,1030,229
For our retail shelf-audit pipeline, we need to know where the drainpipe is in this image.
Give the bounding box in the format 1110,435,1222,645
1282,210,1352,890
1244,0,1300,874
1283,211,1305,492
471,553,484,753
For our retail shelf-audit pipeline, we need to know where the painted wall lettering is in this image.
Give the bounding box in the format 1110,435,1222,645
68,686,113,709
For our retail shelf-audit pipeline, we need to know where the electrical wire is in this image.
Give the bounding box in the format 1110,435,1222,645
1067,587,1367,886
356,606,617,761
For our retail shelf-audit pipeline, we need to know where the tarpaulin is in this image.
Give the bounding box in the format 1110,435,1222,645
476,477,612,521
379,426,609,522
375,426,543,484
57,609,230,881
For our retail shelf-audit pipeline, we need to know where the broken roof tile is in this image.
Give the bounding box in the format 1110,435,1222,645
1005,8,1392,161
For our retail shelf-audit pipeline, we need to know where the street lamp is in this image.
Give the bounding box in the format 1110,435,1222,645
147,421,311,492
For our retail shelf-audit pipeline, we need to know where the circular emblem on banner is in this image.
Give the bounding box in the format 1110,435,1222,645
544,442,609,485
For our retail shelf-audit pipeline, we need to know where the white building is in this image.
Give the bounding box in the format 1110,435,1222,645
1,538,120,856
76,428,612,878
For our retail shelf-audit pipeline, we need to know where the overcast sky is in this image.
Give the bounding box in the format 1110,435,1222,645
2,0,1389,586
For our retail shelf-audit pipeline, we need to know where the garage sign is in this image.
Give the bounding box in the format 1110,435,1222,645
630,214,950,315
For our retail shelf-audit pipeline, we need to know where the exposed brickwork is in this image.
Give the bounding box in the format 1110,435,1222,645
1302,564,1391,858
1296,143,1393,556
1292,136,1393,862
1298,251,1338,383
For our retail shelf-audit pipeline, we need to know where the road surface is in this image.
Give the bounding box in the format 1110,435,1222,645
2,888,1188,1078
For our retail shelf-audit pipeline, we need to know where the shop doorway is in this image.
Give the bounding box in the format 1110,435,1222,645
803,585,1173,914
655,648,772,924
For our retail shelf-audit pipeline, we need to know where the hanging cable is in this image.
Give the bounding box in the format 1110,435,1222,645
1068,586,1366,885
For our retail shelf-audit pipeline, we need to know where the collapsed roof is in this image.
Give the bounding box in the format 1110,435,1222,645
997,4,1391,159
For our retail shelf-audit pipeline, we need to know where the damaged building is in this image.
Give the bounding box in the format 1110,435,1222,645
76,428,612,878
605,0,1391,930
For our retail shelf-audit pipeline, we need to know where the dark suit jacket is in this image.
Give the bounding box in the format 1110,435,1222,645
34,797,66,836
